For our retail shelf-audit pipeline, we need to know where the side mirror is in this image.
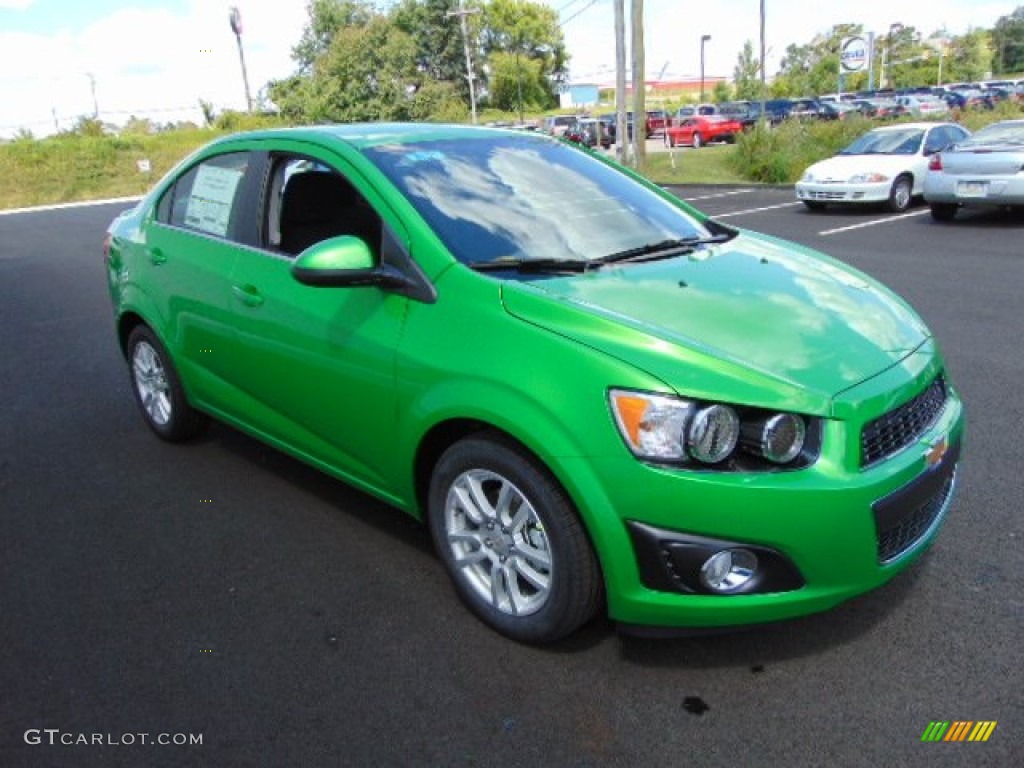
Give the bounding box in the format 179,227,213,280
291,235,413,291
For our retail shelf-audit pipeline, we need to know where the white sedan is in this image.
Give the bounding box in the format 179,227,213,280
796,122,971,213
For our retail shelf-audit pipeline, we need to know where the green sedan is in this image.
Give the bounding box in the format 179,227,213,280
105,124,964,643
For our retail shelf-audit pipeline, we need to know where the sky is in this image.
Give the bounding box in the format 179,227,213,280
0,0,1020,137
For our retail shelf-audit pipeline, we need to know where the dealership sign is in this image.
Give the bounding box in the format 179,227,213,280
840,36,869,73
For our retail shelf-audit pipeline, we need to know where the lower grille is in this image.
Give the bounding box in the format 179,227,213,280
876,470,956,564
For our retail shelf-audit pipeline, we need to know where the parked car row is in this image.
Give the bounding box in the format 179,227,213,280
795,116,1024,223
796,122,972,213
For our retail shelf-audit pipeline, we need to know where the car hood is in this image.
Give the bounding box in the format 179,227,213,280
500,233,930,414
805,153,922,180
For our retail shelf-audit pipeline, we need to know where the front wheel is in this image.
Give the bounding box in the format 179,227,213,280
126,326,207,441
803,200,827,212
428,434,602,644
887,175,913,213
930,202,958,222
667,134,676,148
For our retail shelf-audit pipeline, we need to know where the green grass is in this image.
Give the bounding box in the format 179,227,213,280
3,103,1023,210
643,144,748,185
0,129,215,210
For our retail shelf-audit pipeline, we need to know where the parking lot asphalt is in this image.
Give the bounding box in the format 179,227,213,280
1,191,1021,767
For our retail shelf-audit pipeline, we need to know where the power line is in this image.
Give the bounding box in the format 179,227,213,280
559,0,600,28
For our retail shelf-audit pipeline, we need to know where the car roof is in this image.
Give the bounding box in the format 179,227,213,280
205,122,531,151
865,122,954,132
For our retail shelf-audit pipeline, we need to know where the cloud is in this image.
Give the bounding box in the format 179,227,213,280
0,1,308,136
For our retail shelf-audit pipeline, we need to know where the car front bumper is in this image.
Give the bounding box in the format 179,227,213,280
560,370,965,631
796,180,895,204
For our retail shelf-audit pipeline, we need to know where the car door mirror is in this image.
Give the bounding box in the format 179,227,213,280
292,235,405,289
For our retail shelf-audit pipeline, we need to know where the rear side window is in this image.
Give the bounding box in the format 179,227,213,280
158,152,250,239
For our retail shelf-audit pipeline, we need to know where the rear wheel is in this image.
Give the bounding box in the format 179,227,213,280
930,202,958,222
668,134,676,148
428,433,602,644
126,326,207,441
887,174,913,213
692,133,704,148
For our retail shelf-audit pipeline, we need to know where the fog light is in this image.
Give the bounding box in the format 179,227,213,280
700,549,758,593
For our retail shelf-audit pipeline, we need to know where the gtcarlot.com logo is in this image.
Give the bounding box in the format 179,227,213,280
921,721,997,742
24,729,203,747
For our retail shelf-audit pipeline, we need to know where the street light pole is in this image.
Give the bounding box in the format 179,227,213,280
699,34,711,103
229,6,253,112
887,22,904,90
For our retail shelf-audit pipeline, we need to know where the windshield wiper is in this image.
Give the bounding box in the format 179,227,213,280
469,256,591,273
596,234,732,265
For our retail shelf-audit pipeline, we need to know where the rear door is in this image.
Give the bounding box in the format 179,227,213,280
143,150,257,411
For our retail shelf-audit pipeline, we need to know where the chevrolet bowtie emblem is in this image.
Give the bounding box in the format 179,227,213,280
924,437,948,468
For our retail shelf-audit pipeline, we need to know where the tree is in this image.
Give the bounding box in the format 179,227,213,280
991,7,1024,74
943,29,993,82
732,40,762,100
774,24,864,96
292,0,375,74
392,0,476,101
712,81,732,103
482,0,567,108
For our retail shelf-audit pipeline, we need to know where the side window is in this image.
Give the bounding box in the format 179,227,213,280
159,152,250,239
265,155,383,258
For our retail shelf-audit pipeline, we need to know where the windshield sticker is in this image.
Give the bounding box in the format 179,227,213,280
185,164,244,236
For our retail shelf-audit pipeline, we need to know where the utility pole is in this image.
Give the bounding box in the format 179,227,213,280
87,73,99,119
614,0,627,163
630,0,645,171
447,1,479,124
229,7,253,111
699,34,711,103
759,0,766,126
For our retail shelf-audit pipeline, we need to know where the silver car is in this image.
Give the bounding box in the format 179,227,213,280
924,119,1024,221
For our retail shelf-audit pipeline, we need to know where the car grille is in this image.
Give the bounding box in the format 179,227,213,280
805,190,849,200
861,376,947,468
876,473,955,564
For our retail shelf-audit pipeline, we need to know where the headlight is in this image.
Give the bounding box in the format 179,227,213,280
609,389,818,470
686,404,739,463
741,412,806,464
848,172,889,183
608,389,692,461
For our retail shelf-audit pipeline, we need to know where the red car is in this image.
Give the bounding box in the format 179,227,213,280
665,115,742,148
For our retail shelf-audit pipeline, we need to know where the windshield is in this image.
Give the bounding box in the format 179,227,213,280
363,134,709,269
839,128,924,155
961,121,1024,147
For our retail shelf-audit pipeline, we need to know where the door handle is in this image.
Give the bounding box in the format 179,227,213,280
149,247,167,266
232,284,265,308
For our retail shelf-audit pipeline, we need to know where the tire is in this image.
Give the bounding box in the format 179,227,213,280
692,133,704,148
802,200,827,212
126,326,207,442
428,433,602,644
930,203,958,222
668,134,676,148
887,174,913,213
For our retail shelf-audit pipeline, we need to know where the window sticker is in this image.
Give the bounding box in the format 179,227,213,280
184,164,245,236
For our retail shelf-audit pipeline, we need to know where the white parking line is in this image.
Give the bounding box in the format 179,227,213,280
0,196,141,217
683,189,755,201
712,202,804,218
817,209,929,236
